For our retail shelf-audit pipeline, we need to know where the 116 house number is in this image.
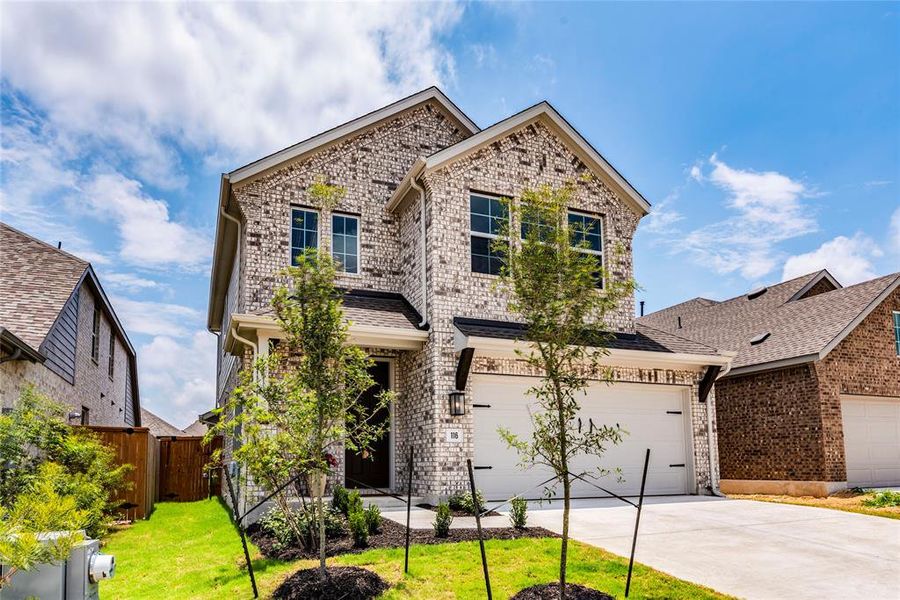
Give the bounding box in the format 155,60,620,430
445,429,463,443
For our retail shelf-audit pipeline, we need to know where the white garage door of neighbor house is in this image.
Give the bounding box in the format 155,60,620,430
841,395,900,488
472,375,692,501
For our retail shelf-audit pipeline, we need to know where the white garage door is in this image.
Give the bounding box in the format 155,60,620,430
841,395,900,488
472,375,692,501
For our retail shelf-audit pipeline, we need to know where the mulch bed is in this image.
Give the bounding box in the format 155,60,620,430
248,516,557,561
416,503,501,517
511,583,615,600
272,566,388,600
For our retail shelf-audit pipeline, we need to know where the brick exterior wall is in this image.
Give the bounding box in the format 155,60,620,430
716,286,900,484
218,101,716,503
0,284,134,426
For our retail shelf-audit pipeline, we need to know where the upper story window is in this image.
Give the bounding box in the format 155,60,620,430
108,334,116,379
331,213,359,274
568,210,604,288
290,207,319,264
470,193,507,275
893,311,900,356
91,306,101,364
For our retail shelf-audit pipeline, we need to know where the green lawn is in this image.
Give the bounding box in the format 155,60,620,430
102,499,731,599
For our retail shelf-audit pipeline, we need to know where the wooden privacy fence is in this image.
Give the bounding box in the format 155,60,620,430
158,436,223,502
83,425,158,520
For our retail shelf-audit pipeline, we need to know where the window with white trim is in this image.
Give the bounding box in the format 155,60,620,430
91,306,100,363
331,213,359,274
568,210,604,288
470,193,507,275
290,207,318,264
108,333,115,379
893,311,900,356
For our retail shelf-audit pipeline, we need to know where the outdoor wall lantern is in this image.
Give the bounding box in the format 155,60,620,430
448,390,466,416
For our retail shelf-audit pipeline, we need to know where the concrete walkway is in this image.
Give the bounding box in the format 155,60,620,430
522,495,900,600
382,506,511,529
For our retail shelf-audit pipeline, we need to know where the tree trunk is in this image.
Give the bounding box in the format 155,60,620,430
318,487,327,581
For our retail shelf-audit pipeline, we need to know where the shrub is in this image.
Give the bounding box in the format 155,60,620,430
433,502,453,537
348,510,369,547
258,505,345,551
364,504,382,534
862,490,900,508
347,489,364,515
509,496,528,529
331,485,350,515
449,489,485,515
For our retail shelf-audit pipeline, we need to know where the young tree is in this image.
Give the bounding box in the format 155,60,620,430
209,179,394,581
495,181,634,599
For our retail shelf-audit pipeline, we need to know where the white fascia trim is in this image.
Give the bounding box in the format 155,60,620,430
819,274,900,359
422,102,651,217
723,353,820,378
229,88,478,185
385,158,426,213
455,330,734,371
788,269,842,302
225,313,428,353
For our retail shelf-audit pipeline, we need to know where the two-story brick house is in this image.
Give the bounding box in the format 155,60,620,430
207,88,733,506
640,269,900,496
0,222,141,426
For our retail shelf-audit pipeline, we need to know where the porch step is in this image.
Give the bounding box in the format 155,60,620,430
361,495,425,510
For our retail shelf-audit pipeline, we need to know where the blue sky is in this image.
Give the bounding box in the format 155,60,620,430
1,2,897,426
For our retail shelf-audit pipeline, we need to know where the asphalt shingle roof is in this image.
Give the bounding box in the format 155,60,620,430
140,408,187,437
0,223,88,349
254,289,425,331
638,270,900,371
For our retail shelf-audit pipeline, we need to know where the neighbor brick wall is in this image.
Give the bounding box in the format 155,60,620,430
716,364,829,481
0,285,133,426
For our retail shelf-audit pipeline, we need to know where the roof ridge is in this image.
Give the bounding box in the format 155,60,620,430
635,321,720,353
0,221,90,267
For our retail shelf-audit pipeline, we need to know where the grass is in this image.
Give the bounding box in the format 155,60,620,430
730,489,900,520
102,499,731,599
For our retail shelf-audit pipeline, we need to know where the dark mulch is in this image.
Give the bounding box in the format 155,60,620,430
416,503,501,517
248,517,557,561
272,566,388,600
511,583,615,600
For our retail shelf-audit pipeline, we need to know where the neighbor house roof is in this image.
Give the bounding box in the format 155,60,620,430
208,87,479,332
638,269,900,376
181,420,209,437
0,222,90,350
140,408,185,437
387,101,652,218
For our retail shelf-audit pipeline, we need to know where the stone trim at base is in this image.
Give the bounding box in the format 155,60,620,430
720,479,847,497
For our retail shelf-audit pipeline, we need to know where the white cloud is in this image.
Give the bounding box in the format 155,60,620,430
865,180,892,187
643,194,684,234
468,44,498,68
102,272,162,293
111,297,200,338
782,234,883,285
679,154,817,279
80,173,211,270
139,331,217,428
890,207,900,255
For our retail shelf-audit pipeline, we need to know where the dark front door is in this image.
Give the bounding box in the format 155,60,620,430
345,361,391,489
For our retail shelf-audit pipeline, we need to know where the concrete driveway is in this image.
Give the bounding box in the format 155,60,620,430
524,495,900,600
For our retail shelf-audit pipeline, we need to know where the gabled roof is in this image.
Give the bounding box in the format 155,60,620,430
638,269,900,376
228,87,479,185
0,222,89,349
387,101,652,217
140,408,186,437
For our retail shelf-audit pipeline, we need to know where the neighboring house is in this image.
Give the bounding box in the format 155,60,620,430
639,270,900,495
207,87,733,507
141,408,186,437
0,222,141,427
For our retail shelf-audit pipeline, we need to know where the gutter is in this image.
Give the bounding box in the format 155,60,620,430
410,175,428,328
706,356,734,497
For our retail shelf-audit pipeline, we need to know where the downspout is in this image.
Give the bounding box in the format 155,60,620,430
229,325,257,518
410,177,428,328
706,360,733,497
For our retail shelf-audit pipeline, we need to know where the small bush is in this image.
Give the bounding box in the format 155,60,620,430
348,510,369,547
331,485,350,515
449,489,485,515
364,504,382,534
259,505,345,551
347,489,364,515
433,502,453,537
509,496,528,529
862,490,900,508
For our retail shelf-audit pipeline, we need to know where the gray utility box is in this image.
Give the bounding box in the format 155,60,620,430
0,536,114,600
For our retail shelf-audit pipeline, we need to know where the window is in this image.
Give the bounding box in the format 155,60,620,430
894,311,900,356
331,213,359,274
80,406,90,426
520,211,555,242
108,334,116,379
470,193,507,275
568,210,604,288
91,306,101,363
290,207,318,264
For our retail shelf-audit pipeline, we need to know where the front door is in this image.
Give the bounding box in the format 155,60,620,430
345,361,391,489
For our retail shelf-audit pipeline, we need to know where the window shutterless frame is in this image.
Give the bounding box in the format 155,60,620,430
469,193,508,275
893,311,900,356
567,209,605,289
290,206,319,265
90,306,101,364
331,212,360,274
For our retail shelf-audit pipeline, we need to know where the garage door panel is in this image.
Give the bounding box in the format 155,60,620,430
473,376,691,500
841,395,900,488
